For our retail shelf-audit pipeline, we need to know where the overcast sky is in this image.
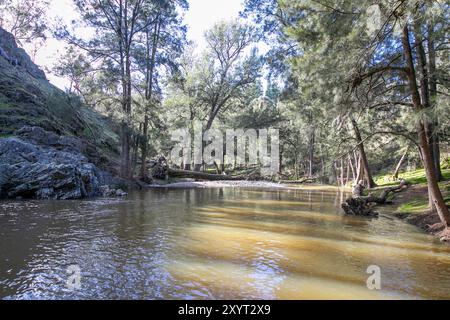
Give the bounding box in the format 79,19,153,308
30,0,245,90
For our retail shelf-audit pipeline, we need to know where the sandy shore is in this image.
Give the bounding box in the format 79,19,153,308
149,180,296,189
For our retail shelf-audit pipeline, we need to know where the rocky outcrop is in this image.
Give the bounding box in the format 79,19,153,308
0,129,123,200
0,27,46,80
0,28,123,200
0,137,96,199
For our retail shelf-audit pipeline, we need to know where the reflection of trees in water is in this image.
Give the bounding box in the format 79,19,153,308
2,188,450,299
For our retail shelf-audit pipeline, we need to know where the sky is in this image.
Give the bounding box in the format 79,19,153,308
29,0,246,90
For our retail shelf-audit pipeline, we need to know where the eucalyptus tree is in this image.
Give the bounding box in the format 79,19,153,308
184,20,262,171
57,0,163,178
134,0,188,178
200,20,262,132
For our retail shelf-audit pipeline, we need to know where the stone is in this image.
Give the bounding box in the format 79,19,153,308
0,137,107,200
115,189,128,197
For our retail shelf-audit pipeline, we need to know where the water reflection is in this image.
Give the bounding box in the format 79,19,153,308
0,187,449,299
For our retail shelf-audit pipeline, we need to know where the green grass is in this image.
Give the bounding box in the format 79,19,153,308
397,199,429,214
375,167,450,187
396,195,450,215
374,165,450,216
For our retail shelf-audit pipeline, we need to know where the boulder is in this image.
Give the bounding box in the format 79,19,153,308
115,189,128,197
0,137,103,200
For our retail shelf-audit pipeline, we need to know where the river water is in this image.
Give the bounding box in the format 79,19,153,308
1,186,450,300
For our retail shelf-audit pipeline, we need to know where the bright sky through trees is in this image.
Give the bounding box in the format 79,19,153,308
30,0,245,89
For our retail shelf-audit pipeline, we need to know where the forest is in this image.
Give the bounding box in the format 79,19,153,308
0,0,449,301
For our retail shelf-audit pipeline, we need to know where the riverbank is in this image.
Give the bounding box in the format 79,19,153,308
149,179,325,190
374,168,450,242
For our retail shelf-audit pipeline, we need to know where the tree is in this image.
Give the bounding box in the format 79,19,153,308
136,0,188,178
276,0,450,227
190,20,262,171
201,21,262,131
0,0,49,59
58,0,159,178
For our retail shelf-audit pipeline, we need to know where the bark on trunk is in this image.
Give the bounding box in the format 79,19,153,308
308,127,315,177
402,24,450,227
393,146,409,180
140,17,161,178
413,22,442,184
427,24,443,181
341,180,407,216
349,154,356,181
351,117,376,188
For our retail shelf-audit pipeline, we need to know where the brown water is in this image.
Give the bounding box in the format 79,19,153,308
1,186,450,300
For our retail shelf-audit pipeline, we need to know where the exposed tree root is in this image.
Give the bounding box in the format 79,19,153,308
427,223,450,242
341,180,408,216
438,228,450,242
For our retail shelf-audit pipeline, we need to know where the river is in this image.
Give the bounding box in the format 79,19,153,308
1,186,450,299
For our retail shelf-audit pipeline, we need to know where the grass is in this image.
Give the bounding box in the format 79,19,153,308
0,61,120,165
373,165,450,216
375,167,450,187
397,199,429,214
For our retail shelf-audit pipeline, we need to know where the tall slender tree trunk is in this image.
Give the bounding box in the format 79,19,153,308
122,53,132,179
350,117,376,188
345,156,350,186
427,24,443,181
308,127,315,178
393,146,409,180
413,21,441,186
118,4,127,179
194,117,216,172
348,154,356,182
140,16,161,178
402,24,450,226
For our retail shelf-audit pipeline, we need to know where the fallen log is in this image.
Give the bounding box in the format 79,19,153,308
279,178,315,184
341,180,408,216
168,169,245,181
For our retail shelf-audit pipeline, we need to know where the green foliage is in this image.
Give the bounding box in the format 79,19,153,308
0,0,49,47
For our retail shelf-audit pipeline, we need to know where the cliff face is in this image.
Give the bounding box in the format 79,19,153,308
0,28,46,80
0,27,123,200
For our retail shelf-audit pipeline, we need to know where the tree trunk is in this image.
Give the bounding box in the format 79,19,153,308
402,24,450,227
351,117,376,188
345,156,350,186
169,169,242,181
342,180,407,216
348,154,356,181
140,16,161,178
427,24,443,181
308,127,315,177
413,21,442,184
393,146,409,180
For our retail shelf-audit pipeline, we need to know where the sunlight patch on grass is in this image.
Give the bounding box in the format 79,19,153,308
397,199,429,214
375,167,450,187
